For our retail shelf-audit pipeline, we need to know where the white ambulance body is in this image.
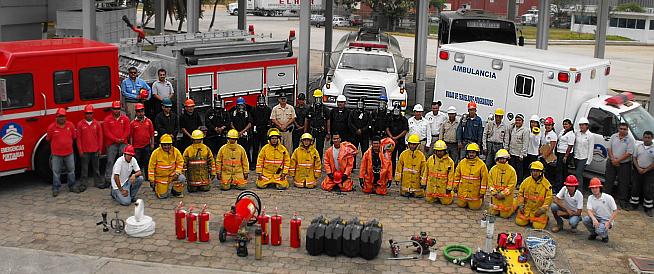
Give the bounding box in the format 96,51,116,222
434,41,654,177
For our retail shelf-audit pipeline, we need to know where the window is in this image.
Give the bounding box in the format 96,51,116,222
610,18,618,27
588,107,618,137
626,18,636,29
650,20,654,30
575,15,597,25
636,19,645,29
618,18,627,28
0,73,34,110
53,70,74,104
79,66,111,100
514,74,534,97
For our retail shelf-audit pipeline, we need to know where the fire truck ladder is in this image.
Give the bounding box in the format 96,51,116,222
120,30,271,47
181,40,293,66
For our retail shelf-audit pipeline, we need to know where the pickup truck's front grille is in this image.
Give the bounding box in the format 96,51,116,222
343,84,386,109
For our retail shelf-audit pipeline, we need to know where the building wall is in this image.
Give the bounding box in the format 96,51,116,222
0,0,47,41
570,12,654,43
444,0,541,18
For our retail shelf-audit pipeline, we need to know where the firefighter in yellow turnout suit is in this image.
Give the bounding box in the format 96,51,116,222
395,134,427,197
289,133,321,188
256,129,290,189
515,161,553,229
183,130,216,192
148,134,186,198
488,149,517,218
216,129,249,190
453,143,489,209
423,140,455,204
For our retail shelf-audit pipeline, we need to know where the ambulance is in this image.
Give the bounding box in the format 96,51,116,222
433,41,654,177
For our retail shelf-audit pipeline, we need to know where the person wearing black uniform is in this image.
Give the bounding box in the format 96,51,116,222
306,89,330,158
387,103,408,173
230,97,253,158
328,95,350,143
251,94,272,170
349,98,371,169
292,93,308,151
179,98,203,152
154,98,178,146
204,98,230,154
370,95,391,140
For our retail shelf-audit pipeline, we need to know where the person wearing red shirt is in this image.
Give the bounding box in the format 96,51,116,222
103,101,131,185
46,108,79,197
77,104,103,189
130,103,155,178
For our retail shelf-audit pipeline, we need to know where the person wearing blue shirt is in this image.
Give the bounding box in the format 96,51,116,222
457,101,484,160
121,67,151,119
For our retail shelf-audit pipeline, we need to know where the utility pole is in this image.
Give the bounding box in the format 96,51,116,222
649,60,654,115
298,0,311,95
82,0,96,41
594,0,609,59
324,0,334,76
415,0,429,107
155,0,165,34
187,0,199,33
507,0,516,22
535,0,550,49
238,0,247,30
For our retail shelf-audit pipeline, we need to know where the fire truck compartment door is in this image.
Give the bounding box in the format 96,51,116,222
187,73,213,91
266,65,296,90
217,68,263,96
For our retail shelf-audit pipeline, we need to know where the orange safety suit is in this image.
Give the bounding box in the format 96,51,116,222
515,175,553,229
148,145,185,198
395,148,427,197
453,157,489,209
423,154,456,204
322,142,358,192
488,162,517,218
360,140,394,195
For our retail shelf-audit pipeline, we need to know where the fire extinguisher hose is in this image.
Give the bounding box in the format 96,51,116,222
443,244,472,264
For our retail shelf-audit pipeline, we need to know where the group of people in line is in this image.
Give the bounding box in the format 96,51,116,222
45,68,652,244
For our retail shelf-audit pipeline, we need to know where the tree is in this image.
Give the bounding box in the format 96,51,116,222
362,0,413,30
614,2,645,12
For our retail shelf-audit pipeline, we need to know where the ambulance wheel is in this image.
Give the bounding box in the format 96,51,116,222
219,227,227,243
35,141,53,182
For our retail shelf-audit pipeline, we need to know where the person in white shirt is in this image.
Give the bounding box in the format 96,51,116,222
407,104,432,154
524,115,542,185
550,175,583,233
541,116,558,188
555,119,575,192
574,117,595,188
111,145,144,206
424,101,447,156
583,177,618,243
629,131,654,216
151,69,175,116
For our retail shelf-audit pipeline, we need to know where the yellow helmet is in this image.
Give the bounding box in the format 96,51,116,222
433,140,447,151
530,161,545,171
227,129,239,139
495,108,505,116
191,130,204,140
301,133,313,140
313,89,323,97
495,149,510,159
466,143,480,152
160,134,173,144
268,128,280,138
407,134,420,144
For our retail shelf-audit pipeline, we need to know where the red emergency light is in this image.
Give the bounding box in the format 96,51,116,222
439,50,449,60
349,42,387,49
605,92,635,107
557,72,569,83
289,30,296,39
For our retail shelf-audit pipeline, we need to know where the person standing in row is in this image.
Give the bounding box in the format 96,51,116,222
328,95,350,143
252,94,273,170
629,131,654,216
121,67,151,119
305,90,330,158
605,122,634,208
407,104,432,155
349,98,371,169
103,101,130,187
540,117,558,185
425,101,447,157
270,95,296,152
179,99,203,152
204,98,230,155
231,97,253,157
151,69,175,117
370,96,391,140
47,108,80,196
554,119,575,193
130,103,155,179
154,98,178,146
457,101,483,161
525,116,542,184
508,114,529,182
77,104,103,189
574,117,594,189
483,108,509,169
292,93,308,151
440,106,460,164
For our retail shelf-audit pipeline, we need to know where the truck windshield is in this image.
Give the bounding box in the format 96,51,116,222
449,19,517,45
621,107,654,141
338,53,395,73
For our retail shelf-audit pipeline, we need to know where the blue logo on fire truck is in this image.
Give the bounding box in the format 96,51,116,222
1,122,23,146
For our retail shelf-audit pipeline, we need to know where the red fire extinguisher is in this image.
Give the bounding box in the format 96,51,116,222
257,207,271,245
187,206,198,242
198,204,210,242
175,201,187,240
270,207,282,246
290,213,301,248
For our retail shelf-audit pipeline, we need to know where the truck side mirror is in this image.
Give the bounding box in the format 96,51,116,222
518,36,525,46
402,59,411,77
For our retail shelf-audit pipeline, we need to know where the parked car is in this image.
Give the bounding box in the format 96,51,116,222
311,14,326,27
333,16,351,27
349,15,363,26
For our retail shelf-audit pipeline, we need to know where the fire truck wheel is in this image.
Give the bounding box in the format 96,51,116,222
35,142,53,182
219,226,227,243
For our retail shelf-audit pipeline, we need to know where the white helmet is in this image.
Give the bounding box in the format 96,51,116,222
578,117,590,124
447,106,457,114
336,95,347,102
413,104,423,112
530,115,540,122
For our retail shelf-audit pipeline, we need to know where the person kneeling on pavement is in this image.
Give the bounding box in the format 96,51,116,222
256,129,290,189
322,132,358,192
289,133,322,188
111,145,144,205
488,149,517,218
395,134,427,197
515,161,553,229
216,129,249,190
453,143,489,209
551,175,583,233
423,140,455,204
183,130,216,192
361,136,395,195
583,177,619,243
148,134,186,198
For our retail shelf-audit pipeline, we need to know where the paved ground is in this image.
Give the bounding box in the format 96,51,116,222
0,171,652,274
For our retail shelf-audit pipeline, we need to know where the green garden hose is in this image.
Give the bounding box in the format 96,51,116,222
443,244,473,266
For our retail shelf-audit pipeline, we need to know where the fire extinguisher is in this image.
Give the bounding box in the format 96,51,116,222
198,204,210,242
257,207,271,245
270,207,282,246
187,206,198,242
174,201,187,240
290,213,301,248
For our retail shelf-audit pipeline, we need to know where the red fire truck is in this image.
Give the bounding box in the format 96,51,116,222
0,38,120,179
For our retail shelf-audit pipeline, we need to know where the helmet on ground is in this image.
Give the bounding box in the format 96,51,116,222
589,177,603,188
227,129,239,139
191,130,204,140
532,127,541,134
84,104,94,113
578,117,590,124
139,88,149,99
162,98,173,107
56,108,67,116
184,99,195,107
268,129,280,138
336,95,347,102
407,134,421,144
135,103,145,111
544,117,555,125
529,161,544,171
495,149,510,159
447,106,457,114
112,101,121,109
160,134,173,144
466,143,480,152
495,108,505,116
467,101,477,110
530,115,540,122
313,89,323,97
301,133,313,140
565,175,579,186
333,170,344,184
123,145,136,156
413,104,423,112
236,97,245,105
434,140,447,151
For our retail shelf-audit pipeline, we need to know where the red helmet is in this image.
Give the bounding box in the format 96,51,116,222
564,175,579,186
123,145,136,156
467,101,477,110
112,101,121,109
544,117,555,125
333,170,344,184
589,177,602,188
139,88,149,99
185,99,195,107
135,103,145,111
56,108,67,116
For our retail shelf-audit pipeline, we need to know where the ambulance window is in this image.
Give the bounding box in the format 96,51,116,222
54,70,74,104
514,74,534,97
0,73,34,110
79,66,111,100
588,107,618,137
